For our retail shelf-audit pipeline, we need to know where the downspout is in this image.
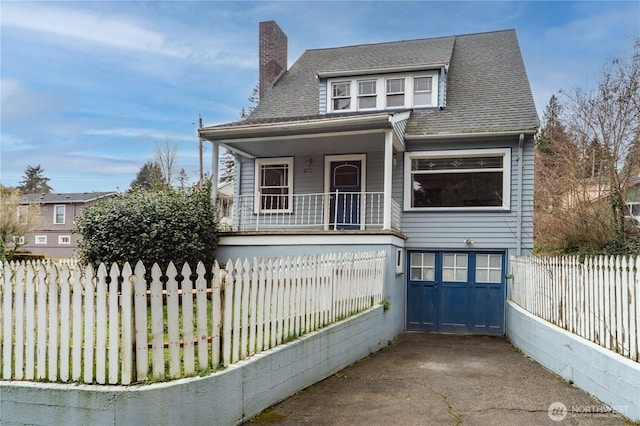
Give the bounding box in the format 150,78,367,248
517,133,524,256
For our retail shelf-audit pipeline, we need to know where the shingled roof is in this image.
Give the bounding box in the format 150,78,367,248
22,192,117,204
203,29,538,137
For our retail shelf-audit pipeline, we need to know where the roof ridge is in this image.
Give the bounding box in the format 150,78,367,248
304,28,515,52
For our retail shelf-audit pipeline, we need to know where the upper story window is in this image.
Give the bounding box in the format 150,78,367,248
332,82,351,110
404,148,511,211
327,71,438,113
386,78,405,107
357,80,376,109
413,76,433,106
255,157,294,213
54,205,66,224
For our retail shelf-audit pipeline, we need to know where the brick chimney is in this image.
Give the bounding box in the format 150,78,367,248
259,21,287,100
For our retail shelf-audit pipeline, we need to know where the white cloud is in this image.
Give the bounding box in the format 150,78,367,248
545,5,639,48
0,133,38,152
0,2,186,58
85,128,195,143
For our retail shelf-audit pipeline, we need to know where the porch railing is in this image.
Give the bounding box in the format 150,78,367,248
231,192,400,232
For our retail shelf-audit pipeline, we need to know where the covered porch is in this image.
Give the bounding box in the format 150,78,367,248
200,112,409,233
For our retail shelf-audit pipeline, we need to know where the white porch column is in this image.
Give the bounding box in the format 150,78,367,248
211,142,220,201
383,129,393,230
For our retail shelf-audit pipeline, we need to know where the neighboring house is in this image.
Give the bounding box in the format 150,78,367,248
217,181,234,230
626,177,640,225
199,21,539,334
17,192,117,258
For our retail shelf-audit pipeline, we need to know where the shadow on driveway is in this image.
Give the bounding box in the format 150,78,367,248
245,333,630,425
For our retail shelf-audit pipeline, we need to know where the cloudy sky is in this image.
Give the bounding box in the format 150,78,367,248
1,1,638,193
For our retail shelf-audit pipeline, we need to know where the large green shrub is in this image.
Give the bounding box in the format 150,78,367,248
76,185,219,268
0,236,5,262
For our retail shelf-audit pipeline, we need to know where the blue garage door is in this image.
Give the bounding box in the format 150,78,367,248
406,251,505,334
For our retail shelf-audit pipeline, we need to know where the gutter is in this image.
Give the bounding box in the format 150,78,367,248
517,133,524,256
404,129,538,140
199,113,393,142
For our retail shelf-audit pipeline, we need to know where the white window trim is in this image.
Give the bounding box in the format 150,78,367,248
12,236,25,245
35,235,47,245
254,157,294,214
54,204,66,224
327,71,439,113
357,79,377,110
385,77,405,108
58,235,71,245
403,148,511,211
413,76,434,107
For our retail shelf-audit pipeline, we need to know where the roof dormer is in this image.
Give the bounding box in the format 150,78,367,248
322,67,445,114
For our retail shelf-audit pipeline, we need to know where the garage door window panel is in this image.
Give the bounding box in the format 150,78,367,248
410,252,435,281
442,253,468,282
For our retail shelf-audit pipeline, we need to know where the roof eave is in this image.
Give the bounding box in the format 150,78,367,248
404,128,538,140
200,113,395,142
316,63,449,79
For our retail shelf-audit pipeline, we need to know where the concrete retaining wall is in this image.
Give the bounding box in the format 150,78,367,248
506,300,640,422
1,305,397,426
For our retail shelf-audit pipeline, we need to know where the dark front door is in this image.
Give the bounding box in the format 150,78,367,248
329,160,361,230
407,251,505,334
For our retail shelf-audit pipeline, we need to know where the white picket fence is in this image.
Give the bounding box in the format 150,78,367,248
0,251,386,385
510,255,639,362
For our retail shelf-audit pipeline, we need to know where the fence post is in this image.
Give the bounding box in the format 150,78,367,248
133,261,148,382
150,263,164,380
181,262,195,376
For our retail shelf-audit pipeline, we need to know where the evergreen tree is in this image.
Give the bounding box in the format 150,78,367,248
239,84,259,120
130,161,166,191
223,83,259,184
219,149,235,184
17,165,53,194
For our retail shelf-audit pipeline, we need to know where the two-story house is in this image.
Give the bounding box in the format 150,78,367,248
18,192,116,258
199,21,539,335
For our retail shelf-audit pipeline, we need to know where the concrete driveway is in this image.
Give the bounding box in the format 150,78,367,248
245,333,630,425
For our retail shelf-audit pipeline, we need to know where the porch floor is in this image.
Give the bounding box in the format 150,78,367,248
220,229,406,239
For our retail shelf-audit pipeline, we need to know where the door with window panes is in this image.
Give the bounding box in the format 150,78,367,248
407,251,505,334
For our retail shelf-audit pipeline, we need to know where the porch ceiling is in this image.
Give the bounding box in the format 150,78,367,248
223,130,387,158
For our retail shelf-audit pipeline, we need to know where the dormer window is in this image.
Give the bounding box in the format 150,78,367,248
386,78,405,107
413,76,433,106
357,80,377,109
327,71,438,113
332,82,351,110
